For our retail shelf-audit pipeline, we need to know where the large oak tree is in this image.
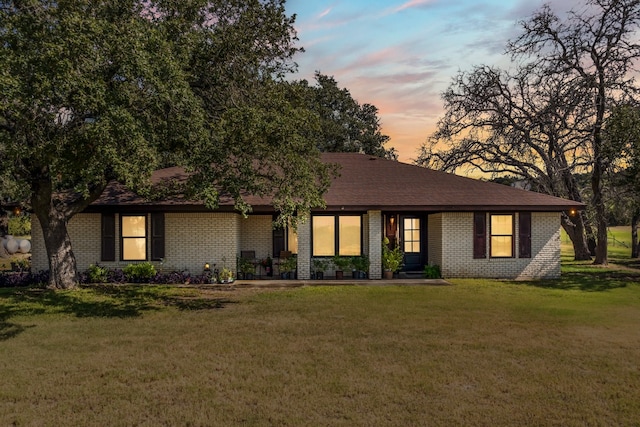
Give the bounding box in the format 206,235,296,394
0,0,332,289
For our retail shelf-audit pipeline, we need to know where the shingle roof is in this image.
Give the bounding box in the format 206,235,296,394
91,152,583,212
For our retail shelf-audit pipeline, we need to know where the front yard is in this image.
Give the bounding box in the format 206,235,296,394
1,257,639,426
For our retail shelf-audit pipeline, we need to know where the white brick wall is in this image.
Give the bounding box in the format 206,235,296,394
297,213,311,279
32,210,561,280
368,210,382,279
32,212,242,275
439,212,560,279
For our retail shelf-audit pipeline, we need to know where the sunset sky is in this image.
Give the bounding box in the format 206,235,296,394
286,0,584,162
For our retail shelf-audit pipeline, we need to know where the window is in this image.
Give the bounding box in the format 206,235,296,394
490,214,514,257
288,226,298,255
403,217,420,253
121,215,147,260
312,215,361,256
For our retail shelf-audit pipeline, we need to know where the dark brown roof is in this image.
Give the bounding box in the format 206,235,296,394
91,152,583,212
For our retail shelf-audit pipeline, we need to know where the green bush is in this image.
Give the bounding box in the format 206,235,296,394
87,264,109,283
123,262,157,283
423,264,441,279
8,215,31,236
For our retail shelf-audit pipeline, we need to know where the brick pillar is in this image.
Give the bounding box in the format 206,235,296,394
368,210,382,279
296,213,311,279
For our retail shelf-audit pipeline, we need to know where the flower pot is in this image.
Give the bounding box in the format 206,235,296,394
335,270,343,280
383,270,393,280
315,271,323,280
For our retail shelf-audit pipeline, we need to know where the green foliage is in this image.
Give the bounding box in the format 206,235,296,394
423,264,441,279
279,255,297,273
293,72,395,159
351,255,370,272
332,255,352,271
86,264,109,283
1,0,334,288
237,257,255,275
123,262,156,283
219,267,234,282
312,258,329,272
382,238,403,272
8,215,30,236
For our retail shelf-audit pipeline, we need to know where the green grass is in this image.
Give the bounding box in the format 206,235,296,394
1,273,640,426
1,229,639,425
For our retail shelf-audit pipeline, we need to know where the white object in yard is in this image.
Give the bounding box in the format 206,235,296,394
19,239,31,254
5,237,18,254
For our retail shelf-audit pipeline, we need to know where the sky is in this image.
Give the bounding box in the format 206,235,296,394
286,0,585,162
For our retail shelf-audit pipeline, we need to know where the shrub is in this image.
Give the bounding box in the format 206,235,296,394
123,262,156,283
0,270,48,288
86,264,109,283
8,215,31,236
423,264,441,279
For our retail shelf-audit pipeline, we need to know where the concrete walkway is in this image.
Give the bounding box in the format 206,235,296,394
213,278,451,289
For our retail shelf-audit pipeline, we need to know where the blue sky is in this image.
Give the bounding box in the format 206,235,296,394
286,0,583,161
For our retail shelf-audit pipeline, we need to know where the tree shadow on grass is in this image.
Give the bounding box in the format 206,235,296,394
519,269,640,291
0,285,235,340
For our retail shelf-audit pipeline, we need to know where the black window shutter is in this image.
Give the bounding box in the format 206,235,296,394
101,213,116,261
519,212,532,258
151,213,165,261
473,212,487,259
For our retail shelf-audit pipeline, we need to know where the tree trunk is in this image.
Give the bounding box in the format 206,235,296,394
591,158,608,265
31,177,80,289
35,209,79,289
561,212,592,261
632,209,639,259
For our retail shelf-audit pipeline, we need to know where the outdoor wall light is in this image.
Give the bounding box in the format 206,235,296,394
204,263,211,272
12,206,21,216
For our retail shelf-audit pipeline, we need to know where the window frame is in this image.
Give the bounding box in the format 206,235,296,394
120,214,148,261
489,213,515,258
311,214,363,257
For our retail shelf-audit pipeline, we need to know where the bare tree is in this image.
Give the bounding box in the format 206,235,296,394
420,0,640,264
418,64,594,259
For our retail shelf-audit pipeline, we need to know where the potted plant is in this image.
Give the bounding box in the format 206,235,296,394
237,256,255,280
219,267,234,283
332,255,352,280
260,256,273,277
312,258,329,280
351,255,369,279
279,255,297,279
382,238,403,279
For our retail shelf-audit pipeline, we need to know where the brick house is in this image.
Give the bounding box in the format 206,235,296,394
31,153,583,279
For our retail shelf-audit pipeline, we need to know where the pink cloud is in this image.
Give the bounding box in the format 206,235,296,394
392,0,438,14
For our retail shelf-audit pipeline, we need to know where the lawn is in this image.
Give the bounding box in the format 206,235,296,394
1,229,639,426
1,274,640,426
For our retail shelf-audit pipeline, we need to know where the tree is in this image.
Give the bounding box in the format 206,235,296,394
420,0,640,264
294,72,395,159
0,0,332,289
604,104,640,258
417,64,595,260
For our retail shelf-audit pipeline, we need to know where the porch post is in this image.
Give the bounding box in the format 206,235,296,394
368,210,382,279
296,213,311,280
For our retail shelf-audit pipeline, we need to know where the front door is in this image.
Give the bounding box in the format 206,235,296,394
401,216,423,271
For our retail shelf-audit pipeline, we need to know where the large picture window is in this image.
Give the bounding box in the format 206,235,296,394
490,214,514,258
312,215,361,256
121,215,147,260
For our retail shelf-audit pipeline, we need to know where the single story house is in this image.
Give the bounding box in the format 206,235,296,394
31,152,583,279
